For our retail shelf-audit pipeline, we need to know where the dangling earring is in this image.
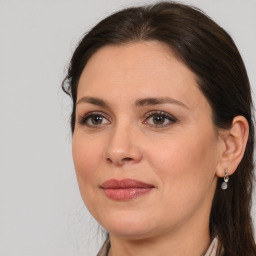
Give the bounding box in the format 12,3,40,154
221,170,229,190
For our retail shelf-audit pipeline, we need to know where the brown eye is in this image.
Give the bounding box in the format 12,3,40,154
86,115,109,126
144,111,177,128
91,116,104,125
152,115,165,125
79,112,111,128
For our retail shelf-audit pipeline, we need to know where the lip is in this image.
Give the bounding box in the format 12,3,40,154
100,179,155,201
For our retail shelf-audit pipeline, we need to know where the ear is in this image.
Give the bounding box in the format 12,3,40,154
215,116,249,178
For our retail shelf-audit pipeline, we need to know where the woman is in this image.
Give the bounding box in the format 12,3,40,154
62,2,256,256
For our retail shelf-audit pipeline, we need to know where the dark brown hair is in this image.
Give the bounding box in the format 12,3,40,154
62,2,256,255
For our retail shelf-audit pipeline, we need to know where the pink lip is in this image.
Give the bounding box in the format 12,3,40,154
100,179,155,201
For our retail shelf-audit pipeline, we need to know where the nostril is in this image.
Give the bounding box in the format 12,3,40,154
106,157,133,165
122,157,133,162
106,158,112,164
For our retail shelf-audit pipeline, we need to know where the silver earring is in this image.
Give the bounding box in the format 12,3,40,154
221,170,229,190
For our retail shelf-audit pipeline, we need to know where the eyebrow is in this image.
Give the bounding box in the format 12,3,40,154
76,96,108,107
135,97,189,109
76,96,189,109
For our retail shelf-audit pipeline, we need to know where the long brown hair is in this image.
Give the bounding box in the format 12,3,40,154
62,2,256,255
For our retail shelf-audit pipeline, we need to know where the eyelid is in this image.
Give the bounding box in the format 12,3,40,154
78,111,111,127
77,110,177,129
143,110,178,127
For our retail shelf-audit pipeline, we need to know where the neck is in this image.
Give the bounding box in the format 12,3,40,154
109,214,211,256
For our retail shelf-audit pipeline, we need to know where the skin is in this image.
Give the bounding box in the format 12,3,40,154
72,41,249,256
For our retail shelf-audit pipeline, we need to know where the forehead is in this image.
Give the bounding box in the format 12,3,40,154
77,41,207,110
79,41,188,87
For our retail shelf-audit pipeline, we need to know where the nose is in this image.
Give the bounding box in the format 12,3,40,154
104,123,143,166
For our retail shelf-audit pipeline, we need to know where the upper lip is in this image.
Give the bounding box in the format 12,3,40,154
100,179,155,189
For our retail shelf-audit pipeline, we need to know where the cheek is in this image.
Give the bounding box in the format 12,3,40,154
145,128,218,195
72,134,102,187
72,134,107,218
142,130,219,227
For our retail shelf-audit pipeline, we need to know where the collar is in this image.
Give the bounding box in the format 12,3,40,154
97,236,223,256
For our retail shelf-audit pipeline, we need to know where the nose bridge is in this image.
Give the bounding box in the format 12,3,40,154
104,119,142,165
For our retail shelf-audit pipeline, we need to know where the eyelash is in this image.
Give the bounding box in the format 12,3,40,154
78,111,110,128
143,111,177,128
78,111,177,129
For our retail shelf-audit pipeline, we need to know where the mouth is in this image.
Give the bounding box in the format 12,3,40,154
100,179,155,201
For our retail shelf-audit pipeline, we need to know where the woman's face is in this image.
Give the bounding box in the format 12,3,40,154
73,41,223,239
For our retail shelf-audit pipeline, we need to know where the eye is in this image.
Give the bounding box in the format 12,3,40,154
143,111,177,128
78,112,111,128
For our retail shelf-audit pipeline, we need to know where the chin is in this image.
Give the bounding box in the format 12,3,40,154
97,210,155,239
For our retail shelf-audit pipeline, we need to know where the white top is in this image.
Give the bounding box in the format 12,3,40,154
204,237,221,256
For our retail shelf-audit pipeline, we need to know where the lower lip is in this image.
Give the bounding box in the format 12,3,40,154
103,188,153,200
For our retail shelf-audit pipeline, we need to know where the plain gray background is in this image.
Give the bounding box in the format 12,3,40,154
0,0,255,255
